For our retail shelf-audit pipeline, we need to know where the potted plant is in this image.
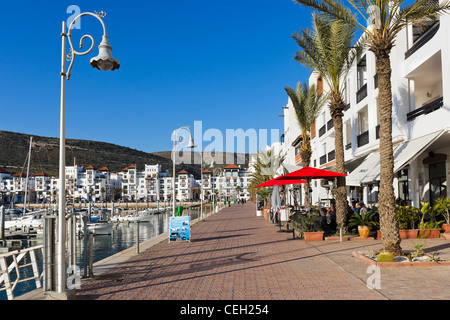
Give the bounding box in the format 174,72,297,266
347,209,378,238
418,202,444,238
297,212,324,241
433,197,450,233
396,206,419,239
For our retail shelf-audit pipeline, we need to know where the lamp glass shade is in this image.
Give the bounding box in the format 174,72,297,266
187,137,197,149
90,35,120,71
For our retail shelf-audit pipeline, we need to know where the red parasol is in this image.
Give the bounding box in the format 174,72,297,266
276,167,347,207
277,166,347,180
255,178,306,188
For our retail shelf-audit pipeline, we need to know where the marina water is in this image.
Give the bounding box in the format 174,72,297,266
0,208,201,300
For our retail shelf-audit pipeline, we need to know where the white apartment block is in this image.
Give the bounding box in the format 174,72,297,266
1,162,253,204
201,164,252,201
281,9,450,208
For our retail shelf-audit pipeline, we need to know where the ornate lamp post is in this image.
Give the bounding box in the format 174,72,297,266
172,127,196,217
56,11,120,297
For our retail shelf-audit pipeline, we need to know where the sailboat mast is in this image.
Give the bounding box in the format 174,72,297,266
23,136,33,213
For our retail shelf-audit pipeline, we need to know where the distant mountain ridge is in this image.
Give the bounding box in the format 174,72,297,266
0,131,250,179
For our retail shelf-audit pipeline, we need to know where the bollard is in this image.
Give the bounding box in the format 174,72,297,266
136,221,140,254
89,233,94,278
83,215,89,279
43,215,57,292
0,206,4,240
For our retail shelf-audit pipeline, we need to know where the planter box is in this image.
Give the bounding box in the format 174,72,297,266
418,229,440,238
443,224,450,233
399,229,418,239
377,229,418,240
256,210,263,217
376,230,381,240
304,231,324,241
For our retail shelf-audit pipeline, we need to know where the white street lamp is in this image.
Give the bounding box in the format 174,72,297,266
172,127,196,217
56,12,120,297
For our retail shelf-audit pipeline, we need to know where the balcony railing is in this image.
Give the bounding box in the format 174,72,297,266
328,150,335,162
319,125,326,137
356,84,367,104
327,119,334,131
345,143,352,150
376,125,380,140
357,130,370,148
320,155,327,166
405,22,440,59
407,97,443,121
374,74,378,89
344,103,350,111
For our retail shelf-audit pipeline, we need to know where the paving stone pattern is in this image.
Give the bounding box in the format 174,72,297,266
77,204,386,300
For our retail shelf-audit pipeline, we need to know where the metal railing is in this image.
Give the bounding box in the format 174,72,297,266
319,125,326,137
406,97,443,121
327,119,334,131
356,84,368,104
328,150,336,162
0,245,44,300
405,22,440,59
357,130,370,147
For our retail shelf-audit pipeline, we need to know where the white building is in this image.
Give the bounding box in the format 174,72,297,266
281,11,450,208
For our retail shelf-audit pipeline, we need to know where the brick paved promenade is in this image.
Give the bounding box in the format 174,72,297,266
76,203,386,300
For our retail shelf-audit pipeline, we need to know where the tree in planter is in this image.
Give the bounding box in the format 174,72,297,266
433,197,450,229
419,202,445,230
348,210,379,237
285,81,327,206
291,14,364,234
291,0,450,258
248,147,286,209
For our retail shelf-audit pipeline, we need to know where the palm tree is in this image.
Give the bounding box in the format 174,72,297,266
248,147,286,208
292,14,364,233
285,81,327,205
291,0,450,256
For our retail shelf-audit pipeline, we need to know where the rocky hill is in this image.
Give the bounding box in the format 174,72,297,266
0,131,250,179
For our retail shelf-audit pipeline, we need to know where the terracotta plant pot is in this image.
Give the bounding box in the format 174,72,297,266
442,224,450,233
399,229,418,239
376,230,382,240
304,231,324,241
418,228,440,239
358,226,371,238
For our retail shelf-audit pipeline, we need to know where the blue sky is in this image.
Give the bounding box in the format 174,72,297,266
0,0,313,154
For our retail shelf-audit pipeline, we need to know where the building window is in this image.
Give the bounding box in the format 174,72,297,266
397,169,410,204
429,162,447,206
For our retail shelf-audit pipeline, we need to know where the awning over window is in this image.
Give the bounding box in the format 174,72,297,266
346,130,444,186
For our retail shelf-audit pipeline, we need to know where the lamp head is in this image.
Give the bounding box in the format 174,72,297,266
187,137,197,149
90,35,120,71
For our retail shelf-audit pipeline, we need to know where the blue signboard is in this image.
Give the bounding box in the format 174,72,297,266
169,216,190,242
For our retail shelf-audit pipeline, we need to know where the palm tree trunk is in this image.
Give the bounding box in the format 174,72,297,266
301,143,312,206
375,48,403,256
329,95,348,233
333,111,348,233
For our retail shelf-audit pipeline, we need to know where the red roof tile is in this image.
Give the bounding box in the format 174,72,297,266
224,164,239,169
